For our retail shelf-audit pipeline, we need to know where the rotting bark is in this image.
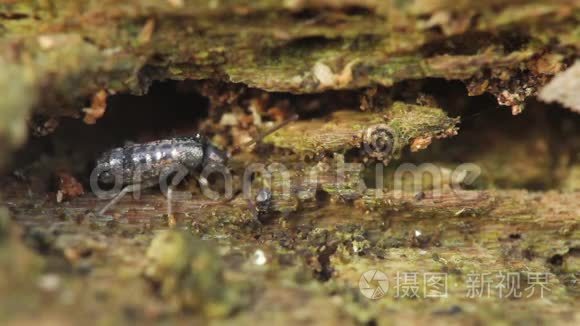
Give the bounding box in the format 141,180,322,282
0,1,578,130
0,185,578,324
0,1,579,325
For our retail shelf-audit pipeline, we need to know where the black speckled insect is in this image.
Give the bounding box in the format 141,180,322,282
94,115,297,216
94,134,226,216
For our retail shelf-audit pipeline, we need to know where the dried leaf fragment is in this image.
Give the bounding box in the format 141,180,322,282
410,136,433,152
312,60,357,89
55,172,84,203
82,89,108,124
138,19,156,45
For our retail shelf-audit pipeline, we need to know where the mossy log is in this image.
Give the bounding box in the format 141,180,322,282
0,1,579,325
1,185,578,324
1,1,578,161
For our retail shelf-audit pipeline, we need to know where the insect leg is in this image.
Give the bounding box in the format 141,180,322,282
159,165,189,217
166,185,174,217
97,182,153,215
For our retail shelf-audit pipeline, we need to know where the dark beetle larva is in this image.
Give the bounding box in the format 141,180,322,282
94,134,228,216
93,115,298,217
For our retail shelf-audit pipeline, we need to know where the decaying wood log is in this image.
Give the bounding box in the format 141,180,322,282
0,1,578,325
